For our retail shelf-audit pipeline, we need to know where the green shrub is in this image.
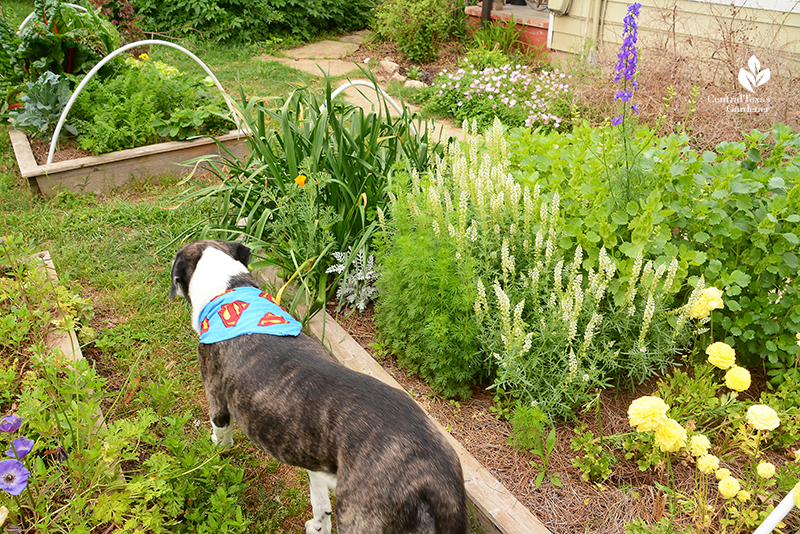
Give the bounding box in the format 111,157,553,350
375,178,485,399
9,71,78,140
373,0,465,62
134,0,376,43
506,122,800,385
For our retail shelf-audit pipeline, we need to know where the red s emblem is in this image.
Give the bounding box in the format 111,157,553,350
258,312,290,327
218,300,249,328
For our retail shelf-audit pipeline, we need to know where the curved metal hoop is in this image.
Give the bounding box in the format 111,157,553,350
48,39,238,165
324,80,418,137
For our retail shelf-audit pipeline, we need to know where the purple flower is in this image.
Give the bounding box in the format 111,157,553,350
5,437,34,460
612,116,624,126
614,3,641,90
0,415,22,433
615,90,633,102
631,103,640,114
0,460,30,496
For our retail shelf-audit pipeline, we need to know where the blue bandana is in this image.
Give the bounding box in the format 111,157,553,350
197,286,301,344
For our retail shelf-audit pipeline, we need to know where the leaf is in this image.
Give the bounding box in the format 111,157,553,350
534,470,545,489
738,68,755,92
748,55,760,74
755,68,770,87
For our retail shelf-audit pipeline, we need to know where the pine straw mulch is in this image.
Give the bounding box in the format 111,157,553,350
28,137,93,165
326,303,795,534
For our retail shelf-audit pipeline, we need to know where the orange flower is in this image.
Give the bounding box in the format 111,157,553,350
295,175,307,187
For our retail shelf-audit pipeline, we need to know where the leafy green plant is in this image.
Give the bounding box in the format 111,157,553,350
9,71,77,139
375,177,485,398
509,406,561,488
570,425,617,483
326,246,380,312
71,61,233,153
88,0,144,45
373,0,466,62
183,71,447,323
0,0,121,84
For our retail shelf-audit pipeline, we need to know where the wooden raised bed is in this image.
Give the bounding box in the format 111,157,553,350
9,129,250,196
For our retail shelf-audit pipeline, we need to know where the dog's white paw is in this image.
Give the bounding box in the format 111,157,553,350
211,422,234,448
304,518,330,534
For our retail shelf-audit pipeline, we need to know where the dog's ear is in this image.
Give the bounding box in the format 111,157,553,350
231,242,251,267
169,256,190,301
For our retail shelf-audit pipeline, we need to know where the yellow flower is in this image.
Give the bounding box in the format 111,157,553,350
794,449,800,462
706,342,736,370
725,365,751,392
757,461,776,479
295,175,307,186
628,396,669,432
654,418,687,453
796,332,800,347
716,467,731,480
737,490,751,502
746,404,780,431
690,286,724,319
697,454,720,474
139,53,149,61
794,481,800,508
0,506,7,527
689,434,711,457
718,476,741,499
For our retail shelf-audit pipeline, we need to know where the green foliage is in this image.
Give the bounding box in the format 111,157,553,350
71,62,233,153
508,407,561,488
0,237,250,533
134,0,376,43
183,72,447,324
373,0,465,62
2,0,120,83
375,183,485,398
469,16,538,61
655,364,729,428
570,425,617,482
9,71,77,139
387,119,694,421
506,122,800,384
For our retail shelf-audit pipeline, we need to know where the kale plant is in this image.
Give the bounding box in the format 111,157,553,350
10,71,77,140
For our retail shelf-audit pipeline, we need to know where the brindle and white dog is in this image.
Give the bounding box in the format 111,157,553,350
169,240,468,534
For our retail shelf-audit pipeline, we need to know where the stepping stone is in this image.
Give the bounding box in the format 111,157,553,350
258,56,364,78
285,40,359,60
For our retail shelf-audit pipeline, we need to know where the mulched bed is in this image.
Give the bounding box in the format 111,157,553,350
326,303,794,534
29,137,93,165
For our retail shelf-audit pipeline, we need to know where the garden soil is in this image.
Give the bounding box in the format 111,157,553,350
327,303,793,534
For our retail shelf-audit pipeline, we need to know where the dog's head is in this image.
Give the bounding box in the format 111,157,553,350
169,240,252,303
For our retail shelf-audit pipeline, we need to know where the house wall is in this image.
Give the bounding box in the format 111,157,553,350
549,0,800,74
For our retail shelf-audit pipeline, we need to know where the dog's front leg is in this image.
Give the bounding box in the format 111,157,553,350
305,470,336,534
210,412,234,448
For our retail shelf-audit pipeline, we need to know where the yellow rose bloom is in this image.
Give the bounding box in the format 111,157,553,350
690,287,724,319
716,467,731,480
718,476,741,499
295,175,307,187
725,365,751,392
706,342,736,370
737,490,751,502
757,461,776,479
654,418,687,453
689,434,711,457
628,396,669,432
697,454,720,474
746,404,780,431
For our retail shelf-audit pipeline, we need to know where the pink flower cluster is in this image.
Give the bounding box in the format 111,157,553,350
434,59,571,128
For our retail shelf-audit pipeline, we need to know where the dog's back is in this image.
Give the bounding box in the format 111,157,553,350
199,331,469,534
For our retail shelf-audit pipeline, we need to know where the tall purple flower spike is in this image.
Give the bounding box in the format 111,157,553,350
0,459,30,496
614,3,641,90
